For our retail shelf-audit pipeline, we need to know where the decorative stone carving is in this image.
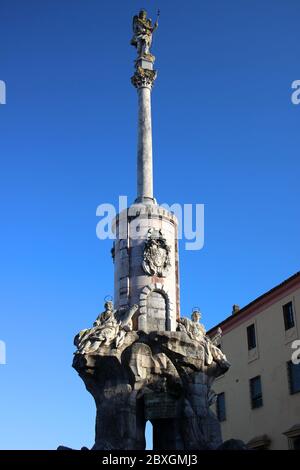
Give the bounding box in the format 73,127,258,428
131,9,159,58
177,309,206,341
72,316,233,450
74,302,138,354
131,66,157,89
142,228,171,277
177,310,231,370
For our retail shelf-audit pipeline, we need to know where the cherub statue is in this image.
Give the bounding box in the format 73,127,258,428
74,302,138,354
131,9,159,57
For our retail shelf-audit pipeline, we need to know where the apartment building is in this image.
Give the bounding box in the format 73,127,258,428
208,272,300,450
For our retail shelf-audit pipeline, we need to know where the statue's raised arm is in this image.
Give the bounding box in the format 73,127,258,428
131,9,158,58
153,9,159,32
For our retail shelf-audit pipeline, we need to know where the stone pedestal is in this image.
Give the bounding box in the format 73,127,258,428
112,203,180,332
73,330,229,451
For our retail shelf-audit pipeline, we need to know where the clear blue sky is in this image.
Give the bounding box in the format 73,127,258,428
0,0,299,450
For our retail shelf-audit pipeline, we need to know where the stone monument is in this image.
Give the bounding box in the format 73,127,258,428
72,10,232,450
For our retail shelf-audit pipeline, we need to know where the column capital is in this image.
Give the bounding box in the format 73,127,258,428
131,66,157,90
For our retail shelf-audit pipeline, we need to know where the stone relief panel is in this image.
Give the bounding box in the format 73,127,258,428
142,228,171,278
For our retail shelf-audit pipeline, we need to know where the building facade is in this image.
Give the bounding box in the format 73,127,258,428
208,272,300,450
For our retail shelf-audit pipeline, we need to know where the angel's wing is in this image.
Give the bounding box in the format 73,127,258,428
132,15,138,32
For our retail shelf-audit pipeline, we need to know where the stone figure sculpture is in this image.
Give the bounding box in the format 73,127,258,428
72,304,234,450
74,302,138,353
177,310,231,369
131,9,159,57
73,318,232,450
178,309,206,341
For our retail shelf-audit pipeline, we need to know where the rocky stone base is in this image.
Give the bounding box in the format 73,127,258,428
73,330,230,450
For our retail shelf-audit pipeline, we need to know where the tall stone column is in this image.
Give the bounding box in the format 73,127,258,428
132,59,157,204
69,10,236,453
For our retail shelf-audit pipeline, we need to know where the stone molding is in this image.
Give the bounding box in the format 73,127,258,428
112,204,179,234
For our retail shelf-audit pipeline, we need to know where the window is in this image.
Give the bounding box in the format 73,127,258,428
293,437,300,450
247,324,256,350
250,376,263,409
216,392,226,422
283,302,295,331
283,425,300,449
287,361,300,395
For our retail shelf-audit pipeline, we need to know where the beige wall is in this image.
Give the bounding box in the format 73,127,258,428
212,285,300,449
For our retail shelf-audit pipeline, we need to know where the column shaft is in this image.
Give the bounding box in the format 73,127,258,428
137,86,153,202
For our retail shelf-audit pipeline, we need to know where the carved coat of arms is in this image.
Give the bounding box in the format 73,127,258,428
142,229,171,277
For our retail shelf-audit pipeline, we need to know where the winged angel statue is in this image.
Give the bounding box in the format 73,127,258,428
130,9,159,57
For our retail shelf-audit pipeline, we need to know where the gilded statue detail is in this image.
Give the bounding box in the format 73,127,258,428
131,66,157,89
131,9,159,59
